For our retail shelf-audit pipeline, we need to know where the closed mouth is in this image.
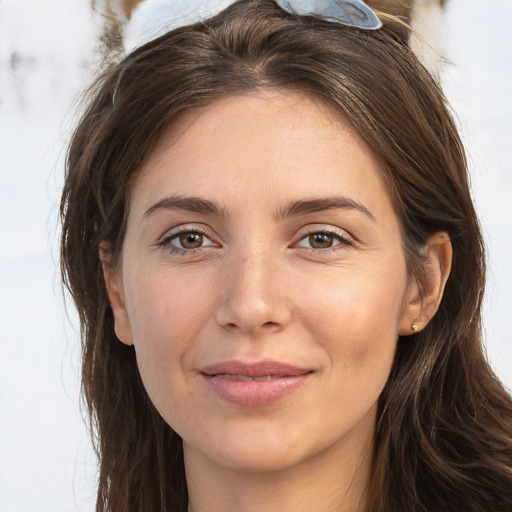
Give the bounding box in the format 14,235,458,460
200,360,313,379
199,360,314,407
209,373,293,381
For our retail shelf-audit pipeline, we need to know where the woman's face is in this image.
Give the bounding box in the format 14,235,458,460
107,90,419,475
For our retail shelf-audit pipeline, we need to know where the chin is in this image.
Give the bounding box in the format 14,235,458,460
197,442,310,474
182,414,352,476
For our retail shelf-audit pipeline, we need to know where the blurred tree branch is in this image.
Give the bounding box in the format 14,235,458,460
367,0,448,22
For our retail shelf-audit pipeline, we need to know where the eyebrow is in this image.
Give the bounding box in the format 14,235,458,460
143,194,375,221
275,197,376,221
144,195,226,218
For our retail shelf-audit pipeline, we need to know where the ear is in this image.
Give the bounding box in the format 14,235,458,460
99,243,134,346
399,232,452,336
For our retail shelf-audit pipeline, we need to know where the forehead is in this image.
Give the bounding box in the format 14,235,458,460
129,89,391,217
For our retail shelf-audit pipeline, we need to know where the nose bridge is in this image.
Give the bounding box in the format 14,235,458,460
215,239,290,333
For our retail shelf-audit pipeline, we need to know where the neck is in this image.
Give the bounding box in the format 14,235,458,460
185,437,372,512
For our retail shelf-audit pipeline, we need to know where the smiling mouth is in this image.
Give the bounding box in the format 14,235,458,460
200,361,313,407
200,360,312,377
211,373,291,381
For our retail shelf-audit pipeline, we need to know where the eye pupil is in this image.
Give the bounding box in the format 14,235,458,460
309,233,334,248
179,233,203,249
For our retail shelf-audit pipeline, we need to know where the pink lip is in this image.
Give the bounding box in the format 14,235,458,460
199,360,313,407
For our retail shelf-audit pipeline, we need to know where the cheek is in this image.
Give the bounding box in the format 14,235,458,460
300,262,406,383
126,264,214,340
123,267,216,400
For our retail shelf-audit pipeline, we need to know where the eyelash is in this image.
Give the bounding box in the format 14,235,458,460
157,226,353,256
157,226,217,256
294,228,354,254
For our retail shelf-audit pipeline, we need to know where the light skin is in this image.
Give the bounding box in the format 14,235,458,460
102,90,452,512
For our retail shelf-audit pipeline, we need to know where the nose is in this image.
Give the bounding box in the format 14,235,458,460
214,246,292,335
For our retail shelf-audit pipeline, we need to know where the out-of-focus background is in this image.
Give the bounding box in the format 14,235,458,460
0,1,510,510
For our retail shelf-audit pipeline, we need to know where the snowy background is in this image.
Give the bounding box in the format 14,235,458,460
0,1,510,510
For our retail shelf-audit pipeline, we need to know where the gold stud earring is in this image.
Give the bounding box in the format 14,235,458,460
411,322,419,333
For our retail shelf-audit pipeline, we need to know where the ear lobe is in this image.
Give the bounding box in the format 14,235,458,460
99,243,134,346
399,232,452,335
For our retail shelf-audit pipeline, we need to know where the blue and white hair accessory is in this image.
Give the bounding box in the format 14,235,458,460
275,0,382,30
125,0,382,52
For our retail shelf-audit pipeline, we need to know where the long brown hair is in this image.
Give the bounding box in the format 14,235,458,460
60,1,512,510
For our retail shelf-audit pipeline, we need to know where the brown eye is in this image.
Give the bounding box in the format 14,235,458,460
296,230,350,251
308,233,335,249
175,232,204,249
